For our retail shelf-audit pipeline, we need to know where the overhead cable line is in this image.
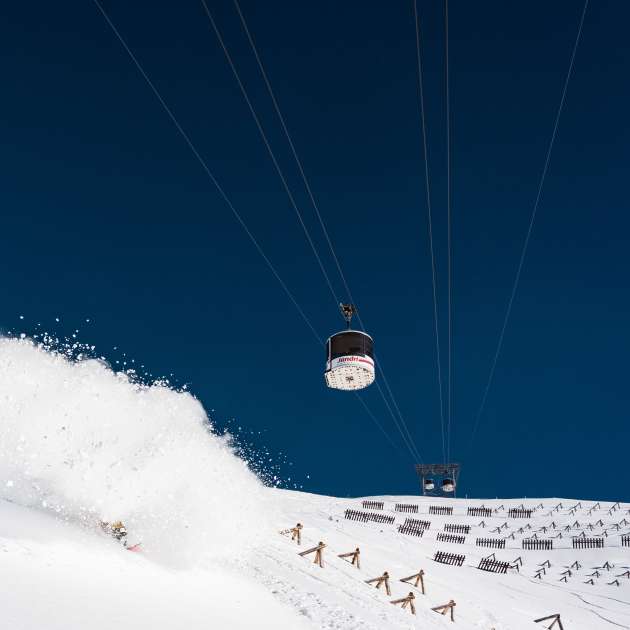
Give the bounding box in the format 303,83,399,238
232,0,358,314
209,1,425,464
444,0,454,465
199,0,340,309
468,0,590,449
90,0,320,346
377,362,425,463
413,0,446,466
354,392,408,454
91,0,414,459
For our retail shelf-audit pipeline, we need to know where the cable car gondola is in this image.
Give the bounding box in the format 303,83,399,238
442,478,455,493
424,478,435,491
324,304,375,391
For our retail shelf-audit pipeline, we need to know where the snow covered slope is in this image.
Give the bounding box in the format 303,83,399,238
0,498,309,630
1,337,628,629
260,491,630,629
2,491,628,630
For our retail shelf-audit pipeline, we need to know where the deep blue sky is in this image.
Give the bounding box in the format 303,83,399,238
2,0,627,501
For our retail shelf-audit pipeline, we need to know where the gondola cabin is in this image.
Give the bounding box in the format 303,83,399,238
324,329,375,391
424,478,435,491
442,478,455,493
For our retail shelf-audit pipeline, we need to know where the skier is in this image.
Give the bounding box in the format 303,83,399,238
101,520,128,543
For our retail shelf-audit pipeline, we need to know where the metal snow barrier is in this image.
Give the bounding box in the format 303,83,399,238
467,507,492,518
433,550,465,567
477,557,511,574
534,613,564,629
429,506,453,516
523,539,554,551
476,537,506,549
395,503,419,513
344,509,395,525
362,500,384,510
621,534,630,547
436,532,466,544
344,509,370,523
444,523,471,534
404,518,431,530
508,508,533,518
572,537,604,549
397,524,425,537
370,513,395,525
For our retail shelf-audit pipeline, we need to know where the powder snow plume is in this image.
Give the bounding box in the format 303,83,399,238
0,337,273,566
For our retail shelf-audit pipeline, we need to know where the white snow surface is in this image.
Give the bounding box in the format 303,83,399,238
1,338,629,629
0,338,273,567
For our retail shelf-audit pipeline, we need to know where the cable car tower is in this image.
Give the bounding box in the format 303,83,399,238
324,304,375,391
415,463,460,497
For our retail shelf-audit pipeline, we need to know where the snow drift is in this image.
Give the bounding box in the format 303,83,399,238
0,337,273,566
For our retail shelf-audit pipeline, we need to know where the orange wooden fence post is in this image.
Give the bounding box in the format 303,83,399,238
291,523,303,545
365,571,391,596
432,600,456,622
338,547,361,569
299,541,326,568
390,592,416,615
279,522,303,545
400,569,425,594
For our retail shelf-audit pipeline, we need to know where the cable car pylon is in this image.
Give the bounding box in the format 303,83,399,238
324,304,375,391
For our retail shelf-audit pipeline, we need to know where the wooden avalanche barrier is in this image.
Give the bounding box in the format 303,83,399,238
432,600,456,622
534,613,564,629
434,551,465,567
621,534,629,547
390,592,416,615
279,522,303,545
338,547,361,569
400,570,425,594
299,541,325,568
365,571,391,595
291,523,303,545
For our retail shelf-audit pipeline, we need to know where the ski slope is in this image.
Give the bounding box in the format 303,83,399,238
261,491,630,629
2,491,628,630
1,337,628,629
